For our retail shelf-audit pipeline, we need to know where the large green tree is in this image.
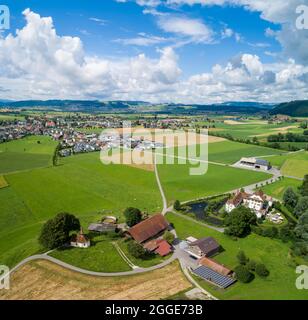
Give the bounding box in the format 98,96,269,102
293,211,308,258
234,265,254,283
224,206,257,237
39,212,80,250
283,187,299,209
124,207,142,227
300,175,308,197
294,197,308,217
127,241,147,258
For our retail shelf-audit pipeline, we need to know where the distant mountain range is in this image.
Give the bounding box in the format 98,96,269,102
270,100,308,117
0,99,307,116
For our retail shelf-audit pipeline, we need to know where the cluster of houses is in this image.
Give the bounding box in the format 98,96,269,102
225,190,273,218
70,214,173,258
99,133,164,151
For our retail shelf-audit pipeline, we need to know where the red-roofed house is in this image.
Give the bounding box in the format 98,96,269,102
127,214,169,244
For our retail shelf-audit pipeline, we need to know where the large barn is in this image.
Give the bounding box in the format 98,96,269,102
127,214,169,244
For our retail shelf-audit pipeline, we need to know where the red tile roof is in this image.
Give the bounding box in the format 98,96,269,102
199,257,232,276
155,240,172,257
128,214,169,243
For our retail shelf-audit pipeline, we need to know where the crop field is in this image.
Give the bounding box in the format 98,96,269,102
0,114,24,121
0,136,57,174
157,162,271,204
207,140,284,164
0,260,192,300
167,213,307,300
207,121,302,139
264,151,308,178
260,178,302,200
0,151,161,267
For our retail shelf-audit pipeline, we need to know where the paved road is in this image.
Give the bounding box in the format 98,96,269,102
154,154,168,215
8,251,178,278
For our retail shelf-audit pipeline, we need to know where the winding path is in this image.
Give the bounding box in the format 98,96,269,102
8,251,178,278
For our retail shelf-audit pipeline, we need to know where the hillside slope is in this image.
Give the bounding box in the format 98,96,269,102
270,100,308,117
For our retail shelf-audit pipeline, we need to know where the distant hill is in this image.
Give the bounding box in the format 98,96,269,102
270,100,308,117
0,99,273,114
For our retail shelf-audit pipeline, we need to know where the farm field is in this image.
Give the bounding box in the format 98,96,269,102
0,260,192,300
0,151,161,267
0,136,57,174
157,161,271,204
264,151,308,178
167,213,307,300
50,233,131,273
0,114,24,121
207,140,284,164
207,121,302,139
171,140,284,165
260,178,302,200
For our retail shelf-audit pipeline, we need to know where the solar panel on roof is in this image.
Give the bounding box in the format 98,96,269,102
193,266,236,289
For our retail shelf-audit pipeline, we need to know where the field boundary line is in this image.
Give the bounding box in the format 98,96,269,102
112,242,139,269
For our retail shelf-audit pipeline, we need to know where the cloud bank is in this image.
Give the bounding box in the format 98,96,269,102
0,8,307,103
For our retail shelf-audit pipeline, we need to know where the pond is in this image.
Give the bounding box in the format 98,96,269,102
188,201,208,219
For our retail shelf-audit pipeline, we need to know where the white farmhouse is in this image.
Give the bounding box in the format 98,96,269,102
225,190,273,218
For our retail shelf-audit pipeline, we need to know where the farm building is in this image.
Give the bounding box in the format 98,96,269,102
143,239,172,257
88,216,118,233
192,266,236,289
198,257,233,277
239,157,271,170
185,236,220,259
70,228,90,248
127,214,169,244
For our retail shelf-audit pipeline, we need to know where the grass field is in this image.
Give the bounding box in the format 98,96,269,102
0,136,57,174
50,233,131,273
173,140,284,165
0,152,161,267
260,178,302,200
158,162,271,204
208,121,302,139
264,151,308,178
207,140,284,164
0,260,192,300
167,212,307,300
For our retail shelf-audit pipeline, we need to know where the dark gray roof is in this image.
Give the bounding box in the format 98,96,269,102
255,159,270,166
193,266,236,289
190,237,220,255
88,223,116,232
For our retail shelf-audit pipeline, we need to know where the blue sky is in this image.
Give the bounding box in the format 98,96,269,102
0,0,307,103
5,0,281,76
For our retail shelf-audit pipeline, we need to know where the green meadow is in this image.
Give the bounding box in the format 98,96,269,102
207,121,302,139
207,140,283,164
157,162,271,204
260,178,302,200
0,151,161,267
264,150,308,179
167,212,307,300
0,136,57,174
50,233,131,273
